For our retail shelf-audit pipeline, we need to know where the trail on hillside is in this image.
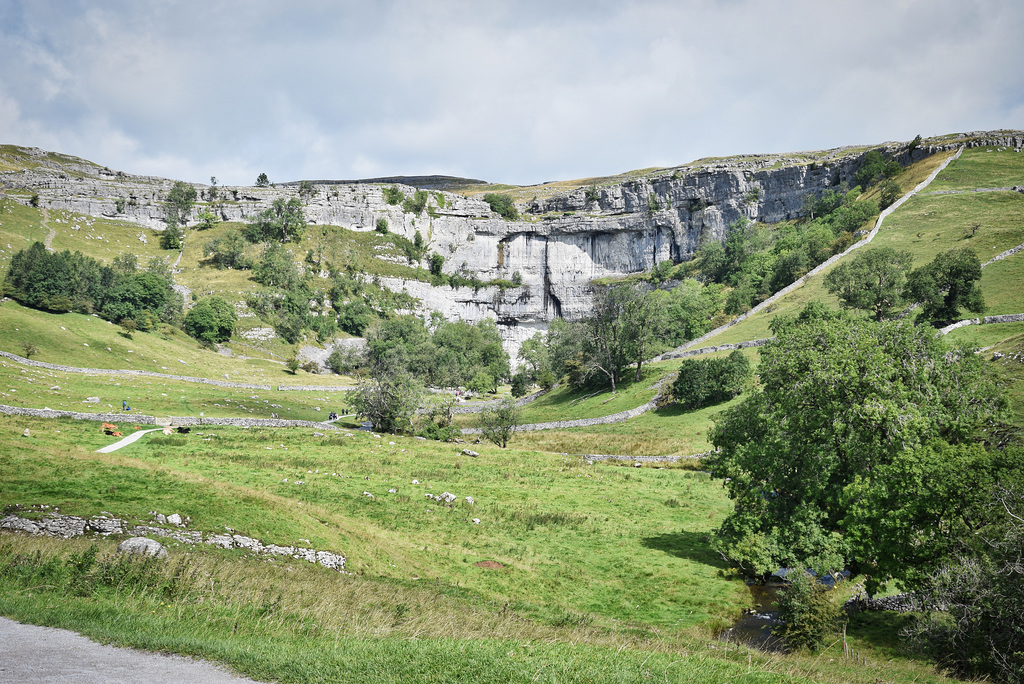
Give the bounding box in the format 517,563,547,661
657,148,965,359
42,206,56,251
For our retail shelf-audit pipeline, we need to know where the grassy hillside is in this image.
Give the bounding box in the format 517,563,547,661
2,140,1023,682
0,415,956,683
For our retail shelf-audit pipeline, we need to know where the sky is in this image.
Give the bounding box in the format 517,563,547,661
1,0,1022,187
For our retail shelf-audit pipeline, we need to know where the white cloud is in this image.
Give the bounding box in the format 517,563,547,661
0,0,1020,185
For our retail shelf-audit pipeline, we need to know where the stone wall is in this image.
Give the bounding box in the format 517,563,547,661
0,403,339,430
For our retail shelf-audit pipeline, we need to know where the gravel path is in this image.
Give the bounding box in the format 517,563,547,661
0,617,261,683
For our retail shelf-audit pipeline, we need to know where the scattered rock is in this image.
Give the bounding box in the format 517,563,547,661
462,449,479,457
166,513,182,526
117,537,168,558
21,429,30,437
465,496,475,505
84,397,100,403
471,518,481,524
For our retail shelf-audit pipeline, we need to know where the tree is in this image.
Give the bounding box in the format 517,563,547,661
165,181,197,229
877,178,902,209
705,307,1006,577
672,350,751,410
429,253,445,278
244,198,306,243
907,247,985,325
184,296,237,344
510,372,530,398
478,397,519,447
20,342,37,359
204,230,251,270
195,209,219,230
843,441,1024,590
383,185,403,205
854,150,886,188
823,247,912,321
253,242,300,288
352,359,422,433
160,223,183,250
775,571,845,653
904,481,1024,684
375,217,389,233
256,173,270,187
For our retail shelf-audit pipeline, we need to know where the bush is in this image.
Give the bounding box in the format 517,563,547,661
483,193,518,220
383,185,404,205
375,217,389,234
671,350,750,410
479,397,519,448
775,571,845,652
402,190,428,215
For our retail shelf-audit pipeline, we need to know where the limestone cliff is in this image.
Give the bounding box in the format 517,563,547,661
3,131,1021,358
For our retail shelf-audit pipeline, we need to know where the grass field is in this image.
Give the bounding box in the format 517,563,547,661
0,415,959,683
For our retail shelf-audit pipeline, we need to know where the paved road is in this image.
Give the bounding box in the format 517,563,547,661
0,617,261,683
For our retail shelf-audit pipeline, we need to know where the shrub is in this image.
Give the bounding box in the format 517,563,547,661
383,185,404,205
483,193,518,220
479,397,519,448
775,571,845,652
375,217,389,234
671,350,751,410
402,190,428,215
184,296,237,344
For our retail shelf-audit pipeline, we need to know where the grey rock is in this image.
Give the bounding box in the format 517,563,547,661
21,428,30,437
117,537,168,558
84,396,100,403
462,449,479,457
166,513,182,525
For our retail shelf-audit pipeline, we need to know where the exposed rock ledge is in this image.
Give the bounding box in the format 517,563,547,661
1,509,345,572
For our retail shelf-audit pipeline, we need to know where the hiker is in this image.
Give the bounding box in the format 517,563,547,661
122,400,131,412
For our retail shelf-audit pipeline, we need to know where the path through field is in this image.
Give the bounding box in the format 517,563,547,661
0,617,261,683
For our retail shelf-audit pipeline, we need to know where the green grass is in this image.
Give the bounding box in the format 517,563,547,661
925,146,1024,192
0,416,961,683
0,300,354,387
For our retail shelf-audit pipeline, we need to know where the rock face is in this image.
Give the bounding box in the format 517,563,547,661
4,132,1021,358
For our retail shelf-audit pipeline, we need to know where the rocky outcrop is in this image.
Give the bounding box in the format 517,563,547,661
4,132,1021,356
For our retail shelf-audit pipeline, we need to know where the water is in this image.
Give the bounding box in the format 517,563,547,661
720,582,787,651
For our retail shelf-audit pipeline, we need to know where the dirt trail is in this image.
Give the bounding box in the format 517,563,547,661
41,206,56,251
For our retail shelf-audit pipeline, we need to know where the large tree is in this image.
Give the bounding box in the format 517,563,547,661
823,247,912,320
907,247,985,325
705,306,1005,577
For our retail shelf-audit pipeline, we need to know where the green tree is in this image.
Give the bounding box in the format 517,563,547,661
877,178,902,209
244,198,306,243
165,181,197,229
383,185,404,205
510,371,530,398
160,223,183,250
204,230,251,270
905,481,1024,683
195,209,220,230
253,242,300,288
706,308,1005,576
823,247,912,321
256,173,269,187
352,359,422,433
375,217,389,233
672,350,751,410
854,150,886,188
843,441,1024,590
483,193,518,220
429,253,445,277
906,247,985,325
184,296,237,344
478,397,519,447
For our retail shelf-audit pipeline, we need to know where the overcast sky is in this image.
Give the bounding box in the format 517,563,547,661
1,0,1021,187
